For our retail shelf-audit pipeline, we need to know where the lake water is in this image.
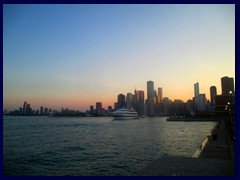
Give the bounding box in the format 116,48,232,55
3,116,216,176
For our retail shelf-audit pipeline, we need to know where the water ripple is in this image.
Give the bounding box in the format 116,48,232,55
4,116,216,176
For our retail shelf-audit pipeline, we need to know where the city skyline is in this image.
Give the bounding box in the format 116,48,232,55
4,76,234,113
3,4,235,111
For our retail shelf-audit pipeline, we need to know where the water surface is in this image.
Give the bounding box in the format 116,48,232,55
3,116,216,175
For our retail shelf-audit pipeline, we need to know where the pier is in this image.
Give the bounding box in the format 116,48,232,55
137,119,235,176
166,117,219,122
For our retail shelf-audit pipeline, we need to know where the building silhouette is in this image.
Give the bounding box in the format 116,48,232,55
23,101,31,115
198,94,206,112
147,80,154,115
96,102,102,116
172,99,185,116
194,82,200,112
126,92,133,108
216,76,235,117
133,89,138,110
138,90,145,116
193,82,207,112
194,82,200,97
117,94,126,109
162,97,171,115
210,86,217,107
133,90,145,115
158,87,163,103
221,76,234,95
185,99,194,116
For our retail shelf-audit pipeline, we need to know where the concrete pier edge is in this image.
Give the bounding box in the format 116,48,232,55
137,118,235,176
192,122,218,158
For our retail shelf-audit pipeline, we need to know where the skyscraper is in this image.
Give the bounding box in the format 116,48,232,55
147,81,154,115
23,101,28,115
158,87,163,103
126,93,133,108
210,86,217,107
133,89,138,110
135,90,145,115
198,94,206,111
194,82,199,97
117,94,125,109
96,102,102,116
221,76,234,95
162,97,171,115
194,82,200,111
147,81,154,101
23,101,31,115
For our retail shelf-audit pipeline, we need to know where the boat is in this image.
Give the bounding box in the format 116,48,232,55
112,107,139,120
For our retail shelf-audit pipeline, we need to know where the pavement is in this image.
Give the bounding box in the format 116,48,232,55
137,119,235,176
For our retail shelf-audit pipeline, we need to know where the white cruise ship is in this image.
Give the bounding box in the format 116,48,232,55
112,107,139,120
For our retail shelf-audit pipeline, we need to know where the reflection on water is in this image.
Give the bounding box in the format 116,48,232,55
3,116,216,175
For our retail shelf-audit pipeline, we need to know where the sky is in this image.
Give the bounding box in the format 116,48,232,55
3,4,235,111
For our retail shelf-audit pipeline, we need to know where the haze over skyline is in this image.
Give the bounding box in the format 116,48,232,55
3,4,235,111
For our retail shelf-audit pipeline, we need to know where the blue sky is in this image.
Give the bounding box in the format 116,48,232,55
3,4,235,111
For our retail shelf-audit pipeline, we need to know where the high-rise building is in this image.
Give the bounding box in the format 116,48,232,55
221,76,234,95
117,94,126,109
132,89,145,115
154,90,157,97
147,80,154,115
198,94,206,112
126,93,134,108
210,86,217,107
147,81,154,102
133,89,138,111
153,90,159,114
23,101,31,115
137,90,145,115
96,102,102,116
162,97,171,115
158,87,163,103
194,82,200,111
194,82,199,97
23,101,28,115
90,105,94,114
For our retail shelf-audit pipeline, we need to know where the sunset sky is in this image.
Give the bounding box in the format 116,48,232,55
3,4,235,111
